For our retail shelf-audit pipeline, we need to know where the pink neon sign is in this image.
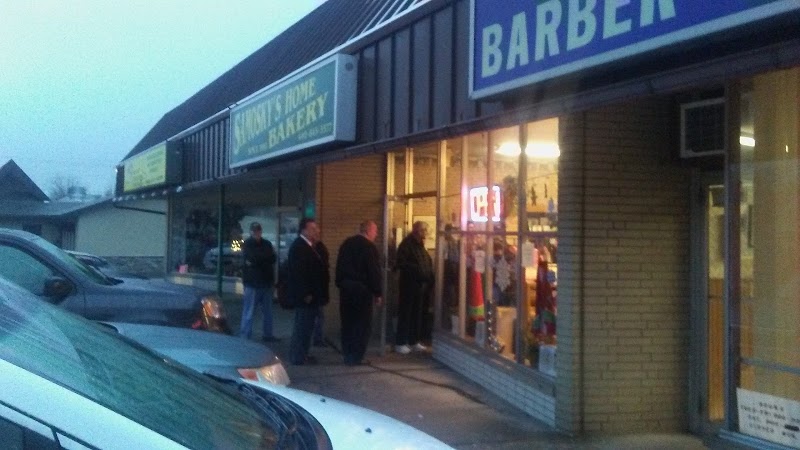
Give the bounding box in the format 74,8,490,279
469,185,501,223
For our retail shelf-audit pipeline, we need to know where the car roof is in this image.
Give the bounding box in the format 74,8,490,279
64,250,97,258
0,227,40,241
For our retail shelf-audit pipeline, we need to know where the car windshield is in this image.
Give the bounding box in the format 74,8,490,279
30,235,115,285
0,284,278,449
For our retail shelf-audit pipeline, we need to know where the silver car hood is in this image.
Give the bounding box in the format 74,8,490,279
102,322,280,377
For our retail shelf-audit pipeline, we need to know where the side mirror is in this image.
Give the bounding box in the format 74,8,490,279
43,277,73,300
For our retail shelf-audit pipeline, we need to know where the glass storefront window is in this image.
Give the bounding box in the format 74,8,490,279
440,138,462,229
387,119,560,373
462,133,490,340
522,118,559,369
490,126,521,233
433,120,560,369
734,67,800,447
168,178,302,279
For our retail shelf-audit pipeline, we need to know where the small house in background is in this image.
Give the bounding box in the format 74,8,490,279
0,160,165,277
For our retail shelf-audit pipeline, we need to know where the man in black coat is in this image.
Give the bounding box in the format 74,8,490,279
287,218,330,365
239,222,279,341
394,221,434,354
335,220,382,366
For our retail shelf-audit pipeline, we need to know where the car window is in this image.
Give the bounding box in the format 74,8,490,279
0,289,278,449
0,414,59,450
27,237,113,286
0,245,58,296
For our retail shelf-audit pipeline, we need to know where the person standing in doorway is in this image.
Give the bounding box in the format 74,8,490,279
336,220,382,366
239,222,280,342
394,221,434,354
287,218,329,365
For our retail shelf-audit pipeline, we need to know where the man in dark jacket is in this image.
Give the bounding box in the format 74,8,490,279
336,220,382,366
239,222,279,342
287,218,330,365
394,221,434,354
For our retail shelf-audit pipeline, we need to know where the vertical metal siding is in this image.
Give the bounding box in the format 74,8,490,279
432,8,454,128
393,28,412,136
376,37,395,139
453,0,477,122
180,118,235,184
359,45,378,142
411,17,432,132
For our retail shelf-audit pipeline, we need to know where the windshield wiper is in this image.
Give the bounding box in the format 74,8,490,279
239,384,304,448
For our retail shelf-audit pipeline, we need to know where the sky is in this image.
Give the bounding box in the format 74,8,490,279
0,0,326,197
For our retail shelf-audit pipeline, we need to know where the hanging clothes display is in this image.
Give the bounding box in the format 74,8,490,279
532,256,557,342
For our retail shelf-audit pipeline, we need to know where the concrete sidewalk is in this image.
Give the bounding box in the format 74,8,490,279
225,297,708,449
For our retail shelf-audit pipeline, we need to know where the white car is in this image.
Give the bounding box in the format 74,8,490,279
0,278,452,449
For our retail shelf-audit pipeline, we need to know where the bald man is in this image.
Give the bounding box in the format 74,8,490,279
335,220,382,366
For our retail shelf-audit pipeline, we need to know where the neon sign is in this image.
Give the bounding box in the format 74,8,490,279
469,185,502,223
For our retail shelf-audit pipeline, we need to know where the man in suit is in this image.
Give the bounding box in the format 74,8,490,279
335,220,382,366
287,218,330,365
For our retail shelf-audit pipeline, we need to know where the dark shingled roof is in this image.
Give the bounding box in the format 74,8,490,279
0,199,105,219
0,160,49,202
123,0,426,161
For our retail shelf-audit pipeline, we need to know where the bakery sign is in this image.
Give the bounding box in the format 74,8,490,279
470,0,800,99
229,53,357,168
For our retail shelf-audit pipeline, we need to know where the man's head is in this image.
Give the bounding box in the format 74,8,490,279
299,218,320,243
444,224,455,239
249,222,263,241
411,221,428,243
360,220,379,242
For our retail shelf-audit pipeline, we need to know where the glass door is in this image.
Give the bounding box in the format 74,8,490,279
382,147,438,353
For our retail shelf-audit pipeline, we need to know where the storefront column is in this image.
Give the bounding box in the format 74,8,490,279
723,81,742,431
516,124,528,365
216,184,225,297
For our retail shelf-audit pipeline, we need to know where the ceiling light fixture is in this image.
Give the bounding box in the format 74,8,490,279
496,142,560,158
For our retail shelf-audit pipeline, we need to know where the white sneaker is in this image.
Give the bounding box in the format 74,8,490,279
395,345,411,354
413,343,427,351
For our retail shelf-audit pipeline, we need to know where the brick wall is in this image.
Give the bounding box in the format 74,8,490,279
317,154,386,338
434,333,557,426
557,98,692,434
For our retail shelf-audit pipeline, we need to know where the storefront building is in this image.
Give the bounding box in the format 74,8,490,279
115,1,800,447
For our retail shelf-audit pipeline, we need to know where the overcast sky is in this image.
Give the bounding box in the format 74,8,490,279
0,0,325,197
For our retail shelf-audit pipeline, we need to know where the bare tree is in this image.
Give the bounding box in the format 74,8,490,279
49,176,88,201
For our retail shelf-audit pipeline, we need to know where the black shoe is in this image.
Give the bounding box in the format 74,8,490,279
261,336,281,343
344,358,370,366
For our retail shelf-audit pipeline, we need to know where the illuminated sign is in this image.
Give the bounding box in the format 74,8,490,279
122,142,181,193
470,0,800,99
469,186,502,223
230,53,357,168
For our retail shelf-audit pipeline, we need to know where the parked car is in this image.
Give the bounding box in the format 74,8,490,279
102,321,290,385
202,241,243,274
65,249,147,279
0,278,452,449
0,228,228,332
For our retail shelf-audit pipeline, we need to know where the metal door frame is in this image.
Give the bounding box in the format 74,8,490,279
689,169,725,435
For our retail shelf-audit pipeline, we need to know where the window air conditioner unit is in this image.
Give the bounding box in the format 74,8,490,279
680,98,725,158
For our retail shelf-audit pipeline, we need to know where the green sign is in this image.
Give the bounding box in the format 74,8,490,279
123,143,167,193
230,54,357,168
